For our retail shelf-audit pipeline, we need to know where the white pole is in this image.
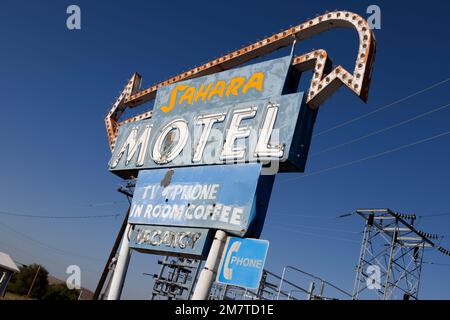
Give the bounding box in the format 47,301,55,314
306,281,315,300
276,266,287,300
192,230,227,300
106,223,132,300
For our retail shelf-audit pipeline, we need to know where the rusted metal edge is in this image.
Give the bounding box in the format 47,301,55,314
105,10,376,151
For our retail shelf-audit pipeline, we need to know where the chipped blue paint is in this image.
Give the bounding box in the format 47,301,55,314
108,55,318,178
128,163,265,236
109,92,315,176
154,56,291,113
129,225,213,259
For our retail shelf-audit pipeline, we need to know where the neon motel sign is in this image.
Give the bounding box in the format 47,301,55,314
108,57,315,178
105,10,376,256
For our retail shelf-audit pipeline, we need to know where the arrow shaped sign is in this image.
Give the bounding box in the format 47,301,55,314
105,10,376,151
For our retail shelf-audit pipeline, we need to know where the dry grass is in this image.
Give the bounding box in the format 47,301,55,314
1,292,34,300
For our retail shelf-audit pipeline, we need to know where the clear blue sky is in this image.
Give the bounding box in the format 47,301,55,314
0,0,449,299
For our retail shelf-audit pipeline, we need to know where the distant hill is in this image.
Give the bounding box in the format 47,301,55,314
1,274,95,300
47,275,94,300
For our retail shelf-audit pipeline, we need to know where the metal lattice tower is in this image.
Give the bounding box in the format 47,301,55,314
209,270,283,300
352,209,441,300
209,268,351,300
150,257,201,300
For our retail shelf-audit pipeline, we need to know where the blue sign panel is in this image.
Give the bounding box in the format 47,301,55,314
108,93,313,176
154,56,291,113
108,55,317,179
128,163,263,236
129,225,213,259
217,237,269,289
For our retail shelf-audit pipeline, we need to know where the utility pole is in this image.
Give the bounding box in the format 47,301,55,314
94,182,134,300
192,230,227,300
27,265,41,298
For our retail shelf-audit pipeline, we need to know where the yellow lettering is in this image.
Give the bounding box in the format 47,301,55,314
160,72,265,112
242,72,264,94
161,85,187,113
225,77,245,96
208,81,226,100
194,83,213,102
178,86,195,105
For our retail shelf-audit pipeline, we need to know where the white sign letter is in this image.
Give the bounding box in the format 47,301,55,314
110,124,152,168
254,103,284,158
193,113,226,162
153,119,189,164
220,107,256,161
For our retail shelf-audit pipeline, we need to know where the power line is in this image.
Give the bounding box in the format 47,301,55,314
423,261,450,267
268,211,338,219
0,238,100,275
0,239,46,266
419,212,450,218
312,102,450,157
0,210,121,220
74,201,127,208
38,200,127,209
269,221,361,235
282,129,450,182
0,221,103,263
275,209,450,245
266,225,361,244
313,77,450,138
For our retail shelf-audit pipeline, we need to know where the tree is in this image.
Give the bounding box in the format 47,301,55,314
42,284,80,300
7,264,49,299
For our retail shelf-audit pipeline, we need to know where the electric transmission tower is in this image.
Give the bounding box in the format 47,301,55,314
352,208,449,300
149,257,201,300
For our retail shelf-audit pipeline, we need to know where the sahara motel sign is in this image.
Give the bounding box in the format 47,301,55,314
108,55,315,246
105,10,376,259
108,56,316,179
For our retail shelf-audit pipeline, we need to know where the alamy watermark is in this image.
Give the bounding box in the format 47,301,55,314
66,265,81,290
367,5,381,30
366,265,382,290
66,5,81,30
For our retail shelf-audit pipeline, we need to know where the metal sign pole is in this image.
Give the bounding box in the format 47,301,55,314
93,206,130,300
192,230,227,300
106,223,132,300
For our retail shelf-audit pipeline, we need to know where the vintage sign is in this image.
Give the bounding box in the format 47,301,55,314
217,237,269,289
101,10,378,300
128,163,270,236
108,56,317,178
105,11,376,151
156,56,291,113
129,225,213,259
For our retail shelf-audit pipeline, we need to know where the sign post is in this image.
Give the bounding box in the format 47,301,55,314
191,230,227,300
106,223,132,300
